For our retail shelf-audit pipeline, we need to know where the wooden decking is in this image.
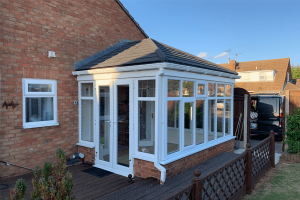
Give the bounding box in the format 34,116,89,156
0,152,238,200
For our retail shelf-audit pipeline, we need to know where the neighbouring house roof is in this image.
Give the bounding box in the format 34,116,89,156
219,58,290,94
115,0,148,38
75,38,237,75
284,82,300,91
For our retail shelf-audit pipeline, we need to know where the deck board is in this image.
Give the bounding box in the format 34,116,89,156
0,152,238,200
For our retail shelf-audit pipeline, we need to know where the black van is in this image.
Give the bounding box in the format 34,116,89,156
250,96,283,140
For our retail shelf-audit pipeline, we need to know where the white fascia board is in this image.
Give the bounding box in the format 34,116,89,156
72,62,240,80
164,63,240,79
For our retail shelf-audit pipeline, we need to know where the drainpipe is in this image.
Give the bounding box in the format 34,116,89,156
154,68,166,185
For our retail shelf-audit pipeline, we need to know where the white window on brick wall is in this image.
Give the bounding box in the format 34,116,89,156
23,79,58,129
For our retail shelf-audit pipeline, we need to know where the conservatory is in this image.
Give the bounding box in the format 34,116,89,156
73,38,239,183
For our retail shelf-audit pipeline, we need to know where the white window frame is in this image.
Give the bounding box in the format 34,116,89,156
22,79,58,129
134,78,157,160
165,77,234,162
77,81,95,148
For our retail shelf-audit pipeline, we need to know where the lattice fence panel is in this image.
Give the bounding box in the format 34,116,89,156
166,184,194,200
251,139,271,178
202,154,247,200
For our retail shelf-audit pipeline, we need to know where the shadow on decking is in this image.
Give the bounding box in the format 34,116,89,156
0,152,238,200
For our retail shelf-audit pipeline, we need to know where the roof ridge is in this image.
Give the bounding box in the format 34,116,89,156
74,39,132,70
152,39,236,74
147,38,166,62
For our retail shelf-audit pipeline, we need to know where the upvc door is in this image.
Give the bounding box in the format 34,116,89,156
113,79,133,176
95,80,113,168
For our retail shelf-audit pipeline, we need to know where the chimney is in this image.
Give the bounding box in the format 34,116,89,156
228,60,236,71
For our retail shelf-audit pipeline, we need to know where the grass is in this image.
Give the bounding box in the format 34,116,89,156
244,162,300,200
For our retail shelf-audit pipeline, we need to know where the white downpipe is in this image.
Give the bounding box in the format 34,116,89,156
154,68,166,185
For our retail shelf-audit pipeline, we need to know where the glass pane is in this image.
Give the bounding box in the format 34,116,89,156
196,100,204,145
184,103,193,147
226,85,232,97
182,81,194,97
99,86,110,162
117,85,129,167
25,97,54,122
81,83,93,97
138,80,155,97
168,79,180,97
208,100,215,141
225,100,231,135
167,101,180,154
208,83,216,97
28,84,52,92
138,101,155,154
81,99,94,142
198,84,205,95
217,84,224,97
217,100,224,138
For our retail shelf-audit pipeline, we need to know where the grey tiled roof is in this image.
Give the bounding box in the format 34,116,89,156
75,38,237,75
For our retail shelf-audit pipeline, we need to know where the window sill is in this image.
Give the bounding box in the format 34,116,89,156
76,142,95,148
160,135,235,165
23,122,59,129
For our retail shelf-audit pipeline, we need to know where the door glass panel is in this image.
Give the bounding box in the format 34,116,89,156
217,84,224,97
217,100,224,138
184,103,193,147
138,101,155,154
167,101,180,154
81,100,94,142
99,86,110,162
117,85,130,167
196,100,204,145
208,100,215,141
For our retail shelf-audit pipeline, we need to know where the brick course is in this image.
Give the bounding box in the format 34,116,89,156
0,0,146,178
134,139,234,180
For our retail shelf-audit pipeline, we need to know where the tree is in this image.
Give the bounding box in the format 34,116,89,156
291,64,300,79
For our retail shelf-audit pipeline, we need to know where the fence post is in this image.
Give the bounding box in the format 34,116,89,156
270,130,275,168
246,143,252,195
193,169,202,200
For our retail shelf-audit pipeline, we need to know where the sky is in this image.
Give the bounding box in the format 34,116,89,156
121,0,300,66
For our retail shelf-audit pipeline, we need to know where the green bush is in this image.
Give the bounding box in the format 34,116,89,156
6,179,27,200
284,107,300,154
6,148,74,200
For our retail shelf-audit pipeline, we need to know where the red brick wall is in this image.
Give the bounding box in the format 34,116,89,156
289,90,300,112
0,0,146,178
134,139,234,180
78,146,95,165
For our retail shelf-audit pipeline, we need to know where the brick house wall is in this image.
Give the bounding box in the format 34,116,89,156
289,90,300,112
0,0,146,178
134,139,234,180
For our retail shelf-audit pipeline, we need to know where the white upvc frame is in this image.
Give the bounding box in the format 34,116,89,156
22,78,58,129
164,75,235,163
134,77,157,160
77,81,95,148
182,99,196,151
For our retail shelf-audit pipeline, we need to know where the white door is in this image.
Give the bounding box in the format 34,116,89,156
95,80,113,169
94,79,133,177
113,79,133,175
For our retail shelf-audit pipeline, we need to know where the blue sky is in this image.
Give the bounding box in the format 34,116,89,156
121,0,300,66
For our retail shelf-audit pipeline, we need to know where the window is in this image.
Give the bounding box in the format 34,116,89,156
79,82,94,144
182,81,194,97
23,79,58,129
137,80,156,155
167,101,180,154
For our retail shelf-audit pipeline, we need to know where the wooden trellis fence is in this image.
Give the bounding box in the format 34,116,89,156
164,131,275,200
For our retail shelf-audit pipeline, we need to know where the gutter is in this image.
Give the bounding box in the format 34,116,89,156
154,68,166,184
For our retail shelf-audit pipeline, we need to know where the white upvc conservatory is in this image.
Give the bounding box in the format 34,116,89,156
73,39,239,183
